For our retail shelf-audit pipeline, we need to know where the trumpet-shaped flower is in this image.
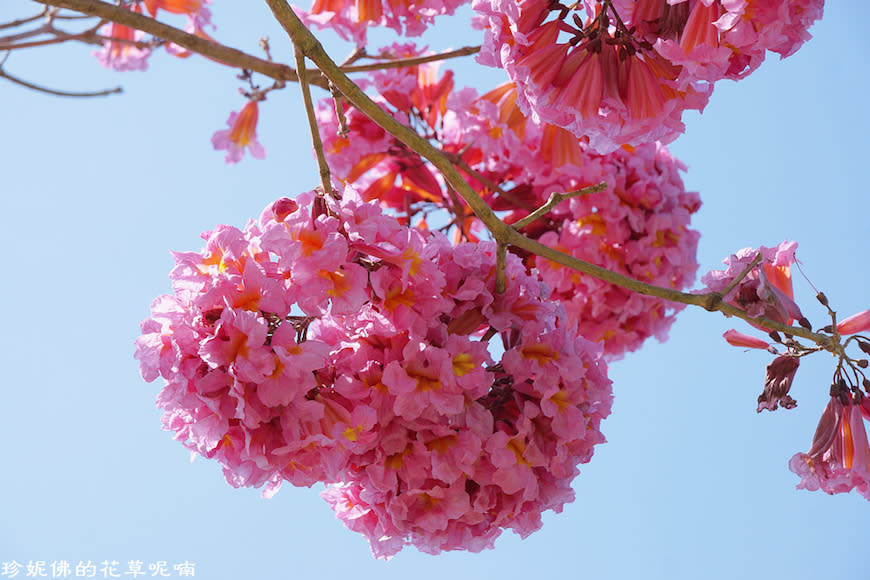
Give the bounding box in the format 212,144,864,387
211,100,266,164
837,309,870,336
93,3,151,71
789,392,870,500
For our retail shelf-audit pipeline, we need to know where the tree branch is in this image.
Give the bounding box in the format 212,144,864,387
32,0,329,89
341,46,481,73
295,45,333,196
511,182,608,231
0,63,121,97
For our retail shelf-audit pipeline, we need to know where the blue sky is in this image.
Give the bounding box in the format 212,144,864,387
1,1,867,579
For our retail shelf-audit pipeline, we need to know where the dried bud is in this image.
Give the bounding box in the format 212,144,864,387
858,360,869,369
758,356,800,412
816,292,829,306
798,317,812,330
768,330,783,343
861,342,870,355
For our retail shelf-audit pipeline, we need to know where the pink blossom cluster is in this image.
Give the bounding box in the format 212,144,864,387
135,186,612,557
472,0,824,152
318,59,700,358
295,0,468,45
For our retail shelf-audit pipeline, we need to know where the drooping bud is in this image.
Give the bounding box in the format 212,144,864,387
757,355,799,412
816,292,829,307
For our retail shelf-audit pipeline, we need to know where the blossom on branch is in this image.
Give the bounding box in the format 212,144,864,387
211,100,266,164
142,0,212,26
296,0,468,45
136,186,613,557
701,241,809,330
318,60,700,358
789,389,870,500
93,3,152,71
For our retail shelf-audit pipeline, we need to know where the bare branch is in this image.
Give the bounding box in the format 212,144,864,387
511,182,608,231
294,45,333,197
0,64,121,97
0,10,50,31
341,46,481,73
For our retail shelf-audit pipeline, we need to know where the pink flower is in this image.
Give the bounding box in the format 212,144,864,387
473,0,823,152
211,100,266,164
789,391,870,500
837,309,870,335
142,0,212,26
701,241,809,330
93,3,151,71
722,329,771,350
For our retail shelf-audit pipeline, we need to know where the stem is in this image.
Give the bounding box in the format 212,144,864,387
32,0,328,89
511,182,607,230
341,46,481,73
0,64,121,97
495,243,507,294
718,253,762,299
294,45,333,197
0,10,50,31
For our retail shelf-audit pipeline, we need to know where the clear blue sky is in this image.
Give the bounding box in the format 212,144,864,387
1,1,867,579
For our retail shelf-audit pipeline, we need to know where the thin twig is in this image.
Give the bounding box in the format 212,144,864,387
340,46,366,66
495,243,507,294
512,182,607,230
341,46,481,73
295,45,333,197
330,86,348,137
718,252,762,299
0,10,49,31
0,65,121,97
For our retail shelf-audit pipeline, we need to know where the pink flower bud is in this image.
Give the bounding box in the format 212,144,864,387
837,309,870,335
723,329,770,350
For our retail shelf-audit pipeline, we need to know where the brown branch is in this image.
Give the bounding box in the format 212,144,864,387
32,0,329,89
295,45,333,197
0,64,121,97
0,10,50,31
341,46,481,73
495,243,507,294
511,182,608,231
